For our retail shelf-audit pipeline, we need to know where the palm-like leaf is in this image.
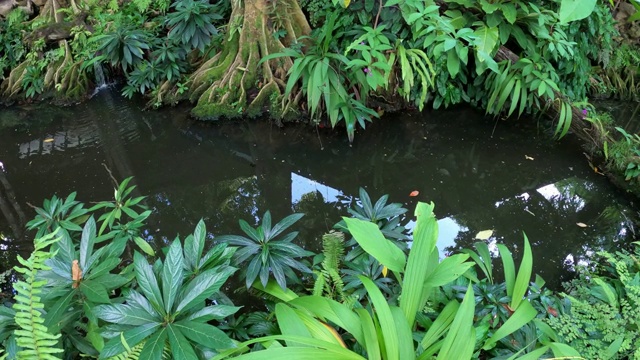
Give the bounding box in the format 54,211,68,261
217,211,313,290
95,232,238,359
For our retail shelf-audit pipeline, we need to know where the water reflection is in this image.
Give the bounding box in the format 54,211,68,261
0,90,637,290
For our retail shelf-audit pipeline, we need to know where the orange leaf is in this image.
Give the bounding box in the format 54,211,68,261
72,260,82,288
547,306,558,317
409,190,419,197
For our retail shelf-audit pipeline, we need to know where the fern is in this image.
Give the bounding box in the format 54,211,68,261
313,232,348,302
12,231,63,360
107,340,171,360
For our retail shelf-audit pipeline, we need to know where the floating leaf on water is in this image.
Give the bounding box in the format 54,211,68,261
409,190,419,197
475,230,494,240
525,155,534,160
44,138,54,143
576,222,588,228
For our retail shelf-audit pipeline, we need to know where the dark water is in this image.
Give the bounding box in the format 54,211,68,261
0,89,637,290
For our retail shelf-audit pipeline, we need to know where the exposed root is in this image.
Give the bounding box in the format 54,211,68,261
181,0,310,120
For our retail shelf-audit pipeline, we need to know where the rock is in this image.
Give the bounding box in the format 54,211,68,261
0,0,17,17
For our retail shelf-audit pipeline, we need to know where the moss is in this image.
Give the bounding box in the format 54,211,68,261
191,101,243,121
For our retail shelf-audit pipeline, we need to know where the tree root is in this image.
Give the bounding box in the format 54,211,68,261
171,0,310,121
1,40,89,103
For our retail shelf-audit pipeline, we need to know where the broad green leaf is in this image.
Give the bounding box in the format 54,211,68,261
167,324,198,360
186,305,241,322
80,281,111,304
548,342,581,358
253,280,299,302
187,219,207,268
592,278,618,307
275,303,313,347
420,300,459,351
176,266,236,314
447,50,460,78
289,296,363,345
482,300,536,350
174,320,235,349
390,306,414,360
138,327,167,360
134,237,155,256
360,276,398,360
133,252,164,314
436,284,475,360
473,24,499,59
291,307,345,347
344,218,406,273
80,217,96,271
510,234,532,310
86,258,120,281
400,202,437,326
162,239,184,313
270,213,304,239
558,0,596,24
93,304,161,326
423,254,473,288
99,323,160,358
92,273,129,290
502,3,517,24
214,338,364,359
43,289,76,333
507,346,549,360
356,308,380,360
497,244,515,297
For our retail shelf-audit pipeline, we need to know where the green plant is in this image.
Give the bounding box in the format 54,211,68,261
548,243,640,359
11,230,63,359
312,231,350,303
457,240,579,358
217,211,313,290
164,0,221,52
336,187,408,262
260,12,379,142
214,202,575,359
88,176,155,255
26,192,89,238
39,217,133,354
93,26,151,71
608,127,640,182
94,236,238,358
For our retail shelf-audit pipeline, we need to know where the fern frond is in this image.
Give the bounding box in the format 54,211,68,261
312,270,325,297
328,268,345,302
321,231,344,272
107,340,144,360
12,230,63,360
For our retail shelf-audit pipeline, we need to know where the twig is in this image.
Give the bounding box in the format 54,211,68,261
374,0,383,29
102,163,119,188
316,124,324,150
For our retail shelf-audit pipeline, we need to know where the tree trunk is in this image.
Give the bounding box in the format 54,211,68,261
182,0,311,120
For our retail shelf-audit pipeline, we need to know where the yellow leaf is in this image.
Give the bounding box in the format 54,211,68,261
320,321,347,348
525,155,534,160
576,222,588,228
475,230,494,240
44,138,54,143
343,0,350,7
382,266,388,277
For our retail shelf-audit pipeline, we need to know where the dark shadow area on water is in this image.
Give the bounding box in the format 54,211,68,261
0,89,638,301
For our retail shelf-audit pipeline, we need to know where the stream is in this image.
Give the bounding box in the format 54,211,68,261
0,89,637,290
